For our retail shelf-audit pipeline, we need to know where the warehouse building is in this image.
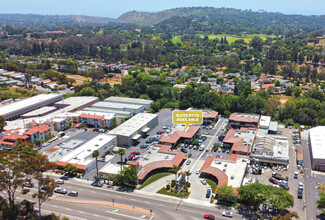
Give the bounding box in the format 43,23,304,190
0,94,62,121
309,126,325,171
108,113,158,146
104,96,154,111
82,107,132,119
56,134,117,173
92,101,144,115
54,96,99,112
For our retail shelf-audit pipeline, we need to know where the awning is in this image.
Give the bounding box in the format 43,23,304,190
142,127,150,133
132,134,142,140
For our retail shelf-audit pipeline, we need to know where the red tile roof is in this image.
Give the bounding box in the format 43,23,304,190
3,128,21,135
24,124,51,136
0,140,15,145
159,125,200,144
203,111,219,119
4,133,29,141
229,113,259,123
80,114,104,120
223,129,251,154
200,157,228,187
262,84,275,90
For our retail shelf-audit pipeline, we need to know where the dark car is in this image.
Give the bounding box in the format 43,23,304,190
60,175,69,180
40,186,48,191
180,148,188,153
206,188,211,198
146,137,155,143
24,182,34,188
298,189,303,199
140,144,149,149
91,182,103,187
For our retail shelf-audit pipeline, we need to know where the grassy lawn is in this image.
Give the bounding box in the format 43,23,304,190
171,37,182,44
137,173,171,190
198,34,276,43
156,187,190,198
205,178,217,193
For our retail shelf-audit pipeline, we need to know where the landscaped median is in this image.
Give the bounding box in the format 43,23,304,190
205,178,217,193
137,173,171,190
156,187,190,199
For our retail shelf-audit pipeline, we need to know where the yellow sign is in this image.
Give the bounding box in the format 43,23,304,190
172,110,203,129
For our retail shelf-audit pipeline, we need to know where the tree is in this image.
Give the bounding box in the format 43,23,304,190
116,148,125,172
92,150,100,181
63,164,78,177
292,86,302,98
250,36,264,51
216,185,234,198
0,115,7,133
27,154,57,220
317,192,325,214
34,138,41,147
168,165,181,182
238,183,267,208
119,166,138,188
184,170,192,182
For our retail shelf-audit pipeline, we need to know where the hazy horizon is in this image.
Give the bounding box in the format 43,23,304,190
0,0,324,18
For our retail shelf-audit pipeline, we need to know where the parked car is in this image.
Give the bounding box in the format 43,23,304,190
269,177,278,184
204,214,215,220
60,175,69,180
91,182,103,187
298,182,304,190
181,148,188,153
189,145,193,149
68,191,78,197
206,188,211,198
298,189,303,199
54,187,67,194
199,146,204,151
40,186,48,191
146,137,155,143
222,211,233,218
268,204,273,213
131,151,140,155
262,204,267,212
186,160,191,165
157,130,164,134
55,179,64,184
200,179,207,185
97,157,105,162
140,144,149,149
128,155,135,160
93,128,99,132
24,182,34,188
196,169,200,175
294,171,299,179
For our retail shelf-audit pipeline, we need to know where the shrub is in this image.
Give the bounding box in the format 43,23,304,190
76,174,81,178
22,189,30,194
171,180,175,187
186,182,191,187
166,184,170,190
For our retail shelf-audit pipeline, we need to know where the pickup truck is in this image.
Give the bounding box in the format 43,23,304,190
273,173,289,181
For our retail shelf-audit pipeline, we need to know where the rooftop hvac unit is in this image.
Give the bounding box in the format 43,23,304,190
231,175,234,179
95,144,99,147
99,138,103,141
224,164,227,167
223,168,227,172
73,156,78,159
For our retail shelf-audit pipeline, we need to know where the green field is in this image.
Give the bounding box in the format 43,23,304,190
171,37,182,44
198,34,276,43
137,173,171,190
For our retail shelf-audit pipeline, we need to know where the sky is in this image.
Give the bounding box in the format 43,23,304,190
0,0,324,18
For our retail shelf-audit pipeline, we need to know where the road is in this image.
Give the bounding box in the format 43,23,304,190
18,176,242,220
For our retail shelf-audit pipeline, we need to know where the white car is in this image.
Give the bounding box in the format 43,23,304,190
298,182,304,190
196,169,200,175
55,179,64,184
200,179,207,185
222,211,233,218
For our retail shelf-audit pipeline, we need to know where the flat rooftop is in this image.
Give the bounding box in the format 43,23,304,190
138,146,175,167
252,136,289,162
309,126,325,160
109,113,158,137
99,163,121,175
93,101,143,110
0,94,62,116
21,106,57,117
55,96,99,112
104,96,153,105
83,107,132,118
229,113,260,123
59,138,85,150
210,156,248,188
259,116,271,127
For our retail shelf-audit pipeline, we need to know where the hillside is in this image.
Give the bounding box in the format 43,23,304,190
115,7,325,34
0,14,115,30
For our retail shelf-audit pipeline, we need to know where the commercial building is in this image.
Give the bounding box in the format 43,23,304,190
228,113,260,129
54,96,99,112
24,124,52,142
82,107,132,120
136,144,187,184
21,106,57,119
251,136,289,165
92,101,144,115
104,96,154,111
79,113,115,129
223,128,256,155
259,116,271,129
108,113,158,146
200,154,249,188
309,126,325,171
0,94,62,121
56,134,117,173
159,125,201,148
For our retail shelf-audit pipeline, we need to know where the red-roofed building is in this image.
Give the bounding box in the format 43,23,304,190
228,113,260,129
1,132,29,149
203,111,219,125
223,128,256,155
24,124,52,142
79,113,113,129
262,83,275,90
159,125,200,148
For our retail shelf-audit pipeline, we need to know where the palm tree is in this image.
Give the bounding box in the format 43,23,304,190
92,150,99,182
117,148,125,172
184,170,192,183
168,165,181,182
